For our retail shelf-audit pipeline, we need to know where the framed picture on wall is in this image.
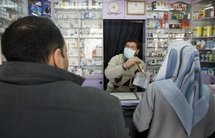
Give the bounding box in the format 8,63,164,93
127,1,146,15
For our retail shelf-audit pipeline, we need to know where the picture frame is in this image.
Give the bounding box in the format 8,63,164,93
127,1,146,15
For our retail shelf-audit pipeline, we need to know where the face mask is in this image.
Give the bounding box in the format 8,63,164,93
123,47,136,59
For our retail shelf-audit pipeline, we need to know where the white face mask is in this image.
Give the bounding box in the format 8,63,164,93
123,47,135,59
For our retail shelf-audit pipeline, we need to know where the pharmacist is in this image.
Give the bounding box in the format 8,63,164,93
105,38,146,92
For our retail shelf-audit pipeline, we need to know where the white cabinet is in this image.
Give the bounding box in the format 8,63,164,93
0,0,27,64
0,0,26,35
53,0,103,76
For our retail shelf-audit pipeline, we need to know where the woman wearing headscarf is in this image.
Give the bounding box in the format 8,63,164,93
133,40,215,138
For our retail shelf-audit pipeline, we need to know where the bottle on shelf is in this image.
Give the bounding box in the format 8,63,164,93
146,1,191,76
53,0,103,78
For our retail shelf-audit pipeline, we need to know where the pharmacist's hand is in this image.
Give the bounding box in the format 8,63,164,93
123,57,140,69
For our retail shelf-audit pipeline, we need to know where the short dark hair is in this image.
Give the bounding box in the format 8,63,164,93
125,38,141,49
1,16,65,63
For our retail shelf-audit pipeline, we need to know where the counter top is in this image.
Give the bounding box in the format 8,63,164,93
110,92,143,107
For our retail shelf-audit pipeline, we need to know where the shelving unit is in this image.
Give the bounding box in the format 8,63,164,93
145,1,191,74
191,0,215,77
0,0,26,35
0,0,27,64
53,0,104,89
146,2,168,73
53,0,103,89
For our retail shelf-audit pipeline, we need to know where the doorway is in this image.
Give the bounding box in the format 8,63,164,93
103,19,145,90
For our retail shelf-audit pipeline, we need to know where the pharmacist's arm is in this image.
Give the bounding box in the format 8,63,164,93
105,56,125,80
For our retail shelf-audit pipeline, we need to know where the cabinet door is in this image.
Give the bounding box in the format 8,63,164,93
79,9,103,77
53,0,103,89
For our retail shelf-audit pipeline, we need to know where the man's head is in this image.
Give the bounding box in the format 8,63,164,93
1,16,68,70
123,38,140,59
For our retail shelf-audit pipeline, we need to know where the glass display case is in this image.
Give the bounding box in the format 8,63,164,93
54,0,103,77
53,0,103,89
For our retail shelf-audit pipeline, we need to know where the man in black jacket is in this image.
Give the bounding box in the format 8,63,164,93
0,16,130,138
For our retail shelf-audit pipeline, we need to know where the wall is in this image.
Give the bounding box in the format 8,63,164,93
102,0,146,19
102,0,193,20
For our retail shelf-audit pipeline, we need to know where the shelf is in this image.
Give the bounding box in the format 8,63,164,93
80,35,102,39
169,19,190,20
198,49,214,51
13,0,25,3
0,1,25,38
63,36,79,39
192,36,215,39
0,17,13,22
80,56,102,59
147,28,169,29
55,18,79,20
169,37,190,39
146,65,161,69
69,6,102,10
193,17,215,21
147,9,169,12
54,1,103,80
147,56,164,58
200,61,215,63
145,1,215,75
68,55,79,57
147,46,168,49
68,46,78,49
147,18,164,20
80,18,102,20
68,64,79,67
1,5,17,11
59,27,79,29
81,65,102,69
169,10,189,12
54,6,102,10
80,27,102,29
169,28,190,30
147,37,168,39
92,56,102,58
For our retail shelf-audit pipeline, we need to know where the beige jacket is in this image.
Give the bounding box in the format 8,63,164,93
105,54,145,92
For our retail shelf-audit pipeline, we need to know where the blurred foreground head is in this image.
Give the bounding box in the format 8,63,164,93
1,16,68,70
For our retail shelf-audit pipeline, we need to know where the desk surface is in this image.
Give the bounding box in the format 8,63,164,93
110,92,143,107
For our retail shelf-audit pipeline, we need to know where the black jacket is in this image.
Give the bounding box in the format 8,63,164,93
0,62,130,138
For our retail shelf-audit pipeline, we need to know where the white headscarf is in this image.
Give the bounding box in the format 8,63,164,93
154,40,210,136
